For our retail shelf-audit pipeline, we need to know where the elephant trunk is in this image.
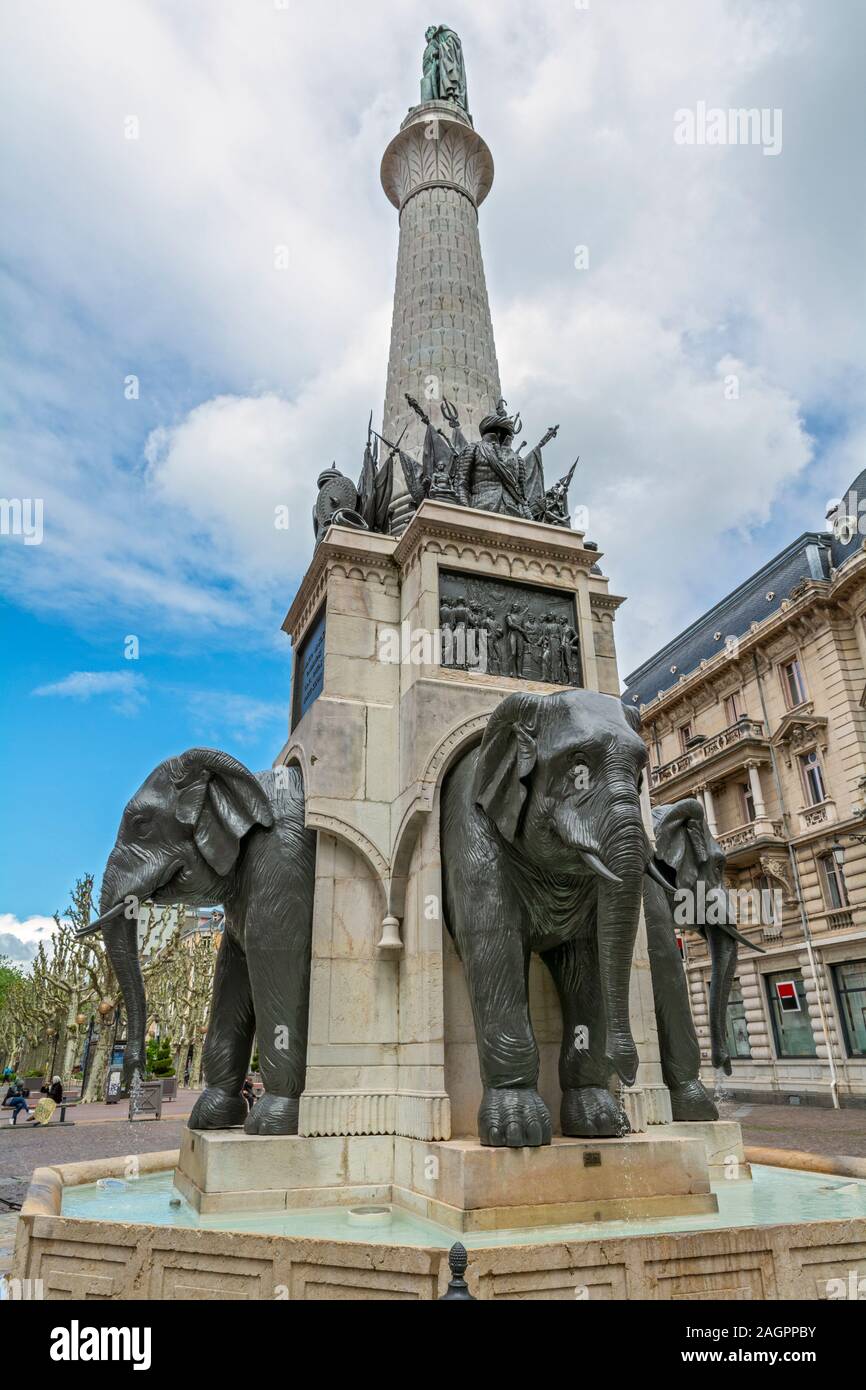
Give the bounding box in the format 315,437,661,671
596,812,648,1086
707,928,738,1075
99,862,147,1087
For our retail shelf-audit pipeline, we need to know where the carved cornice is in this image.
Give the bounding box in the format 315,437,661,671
770,704,829,766
282,528,399,645
590,594,626,617
634,579,845,722
392,499,602,578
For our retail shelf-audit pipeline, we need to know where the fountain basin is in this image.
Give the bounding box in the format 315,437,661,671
11,1147,866,1299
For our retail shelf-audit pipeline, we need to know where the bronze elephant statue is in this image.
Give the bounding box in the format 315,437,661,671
441,688,673,1144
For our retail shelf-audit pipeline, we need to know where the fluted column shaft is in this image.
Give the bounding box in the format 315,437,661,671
380,101,501,519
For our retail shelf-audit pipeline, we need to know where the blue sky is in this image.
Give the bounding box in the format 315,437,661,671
1,0,863,949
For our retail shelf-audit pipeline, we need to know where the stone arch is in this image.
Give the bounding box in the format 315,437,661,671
387,710,491,919
278,744,389,914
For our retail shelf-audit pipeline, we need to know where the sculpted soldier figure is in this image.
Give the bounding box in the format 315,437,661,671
541,461,578,528
454,404,532,519
505,602,529,677
484,608,502,674
561,617,582,685
545,613,565,683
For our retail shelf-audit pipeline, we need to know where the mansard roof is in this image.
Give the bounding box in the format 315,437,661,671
622,532,832,709
622,464,866,712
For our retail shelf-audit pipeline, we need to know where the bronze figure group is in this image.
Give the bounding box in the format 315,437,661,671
439,591,582,686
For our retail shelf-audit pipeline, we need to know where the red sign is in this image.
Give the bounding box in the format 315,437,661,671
775,980,800,1012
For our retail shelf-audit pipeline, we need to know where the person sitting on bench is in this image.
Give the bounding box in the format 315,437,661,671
3,1080,34,1124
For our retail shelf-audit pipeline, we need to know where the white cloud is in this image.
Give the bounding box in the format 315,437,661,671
31,667,286,743
0,0,862,676
177,688,287,747
0,916,58,966
33,670,147,716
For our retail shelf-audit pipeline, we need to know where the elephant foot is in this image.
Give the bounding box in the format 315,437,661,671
188,1087,248,1131
243,1094,299,1136
669,1079,719,1122
478,1087,551,1147
561,1086,630,1138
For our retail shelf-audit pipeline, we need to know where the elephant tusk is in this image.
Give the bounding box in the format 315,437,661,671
75,901,127,938
645,860,677,896
718,921,766,953
579,850,622,886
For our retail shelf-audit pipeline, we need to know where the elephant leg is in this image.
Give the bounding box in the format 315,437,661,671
645,884,717,1121
243,930,311,1136
453,890,550,1148
188,931,254,1131
542,936,628,1138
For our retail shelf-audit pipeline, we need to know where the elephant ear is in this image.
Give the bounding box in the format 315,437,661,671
168,749,274,877
472,694,539,842
653,797,708,886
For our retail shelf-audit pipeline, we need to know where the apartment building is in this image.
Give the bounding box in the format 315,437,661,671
623,474,866,1105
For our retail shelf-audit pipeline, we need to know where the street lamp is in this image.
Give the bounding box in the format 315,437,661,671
830,841,846,871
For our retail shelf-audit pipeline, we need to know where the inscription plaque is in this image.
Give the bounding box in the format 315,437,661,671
292,606,326,730
438,569,583,686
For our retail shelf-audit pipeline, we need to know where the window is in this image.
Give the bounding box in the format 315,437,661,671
819,854,849,910
781,658,806,709
724,979,752,1059
740,782,756,823
799,750,826,806
833,961,866,1058
678,723,692,753
766,970,817,1058
724,693,742,725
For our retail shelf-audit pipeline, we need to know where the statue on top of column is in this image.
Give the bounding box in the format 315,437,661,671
420,25,469,113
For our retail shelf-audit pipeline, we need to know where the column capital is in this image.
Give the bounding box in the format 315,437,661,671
381,103,494,213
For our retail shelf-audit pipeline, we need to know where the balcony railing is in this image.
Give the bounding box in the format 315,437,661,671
716,819,785,854
651,718,767,787
811,906,857,933
797,799,837,832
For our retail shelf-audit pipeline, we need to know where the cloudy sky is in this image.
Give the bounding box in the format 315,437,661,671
1,0,863,941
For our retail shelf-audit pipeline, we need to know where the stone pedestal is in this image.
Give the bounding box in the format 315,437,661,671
277,501,670,1147
654,1120,752,1182
175,1128,719,1233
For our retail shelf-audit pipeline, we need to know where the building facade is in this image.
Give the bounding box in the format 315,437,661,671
623,479,866,1105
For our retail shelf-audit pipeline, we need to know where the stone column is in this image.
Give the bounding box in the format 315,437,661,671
746,763,766,820
746,761,775,839
380,101,500,527
701,784,719,838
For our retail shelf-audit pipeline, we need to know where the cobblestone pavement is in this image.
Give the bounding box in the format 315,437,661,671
730,1101,866,1158
0,1117,189,1210
0,1115,190,1287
